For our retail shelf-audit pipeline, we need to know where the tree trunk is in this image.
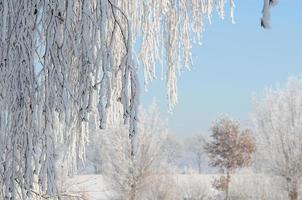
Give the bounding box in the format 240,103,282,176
288,179,298,200
197,156,202,174
225,172,230,200
129,182,136,200
129,126,137,200
198,162,202,174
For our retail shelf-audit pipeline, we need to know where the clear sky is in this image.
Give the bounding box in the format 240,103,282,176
140,0,302,137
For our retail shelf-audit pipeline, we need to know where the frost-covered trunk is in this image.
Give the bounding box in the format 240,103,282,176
197,156,202,174
225,171,230,200
287,179,298,200
129,182,137,200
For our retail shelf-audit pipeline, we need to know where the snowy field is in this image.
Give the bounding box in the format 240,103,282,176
62,173,289,200
64,175,110,200
64,174,213,200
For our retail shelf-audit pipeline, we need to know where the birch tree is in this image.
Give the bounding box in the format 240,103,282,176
253,77,302,200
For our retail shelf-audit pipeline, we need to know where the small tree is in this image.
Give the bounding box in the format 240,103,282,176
205,116,255,200
102,104,172,200
185,134,207,174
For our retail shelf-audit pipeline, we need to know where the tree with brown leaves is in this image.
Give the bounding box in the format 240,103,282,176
205,116,255,200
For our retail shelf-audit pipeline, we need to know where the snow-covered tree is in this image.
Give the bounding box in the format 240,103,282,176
0,1,237,198
185,134,207,174
101,104,172,200
163,133,183,166
205,116,255,200
253,76,302,200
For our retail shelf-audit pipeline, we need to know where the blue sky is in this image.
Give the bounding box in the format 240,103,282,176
140,0,302,137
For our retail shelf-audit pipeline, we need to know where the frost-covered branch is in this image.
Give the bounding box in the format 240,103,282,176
261,0,278,29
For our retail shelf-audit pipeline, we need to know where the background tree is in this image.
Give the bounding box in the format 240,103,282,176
253,77,302,200
205,116,255,200
185,134,207,174
163,133,183,167
102,104,173,200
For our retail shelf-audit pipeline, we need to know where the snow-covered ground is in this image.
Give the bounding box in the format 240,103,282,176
64,175,112,200
64,174,213,200
63,173,286,200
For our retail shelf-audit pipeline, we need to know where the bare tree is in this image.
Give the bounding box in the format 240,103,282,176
205,116,255,200
253,77,302,200
185,134,207,174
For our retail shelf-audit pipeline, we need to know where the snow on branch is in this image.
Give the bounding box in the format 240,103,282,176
261,0,278,29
